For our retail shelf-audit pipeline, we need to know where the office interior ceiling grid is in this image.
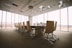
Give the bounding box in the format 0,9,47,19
0,0,72,16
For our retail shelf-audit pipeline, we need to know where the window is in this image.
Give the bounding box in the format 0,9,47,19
48,10,60,31
44,13,48,23
0,10,2,29
24,16,29,25
32,16,38,26
22,16,24,22
18,15,22,23
68,6,72,32
11,13,15,27
15,14,19,23
6,12,12,28
0,10,29,29
2,11,6,29
61,8,68,31
37,14,44,23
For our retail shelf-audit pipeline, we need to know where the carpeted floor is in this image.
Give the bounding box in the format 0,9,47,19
0,29,72,48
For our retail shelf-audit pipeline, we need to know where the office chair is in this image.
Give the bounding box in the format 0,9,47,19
22,22,27,32
26,21,35,37
43,21,58,44
53,21,59,40
35,26,43,37
17,23,23,32
14,23,19,29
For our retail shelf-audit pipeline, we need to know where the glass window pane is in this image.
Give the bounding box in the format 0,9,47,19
12,13,15,27
22,16,24,22
68,6,72,32
32,16,38,26
44,13,48,23
61,8,68,31
2,11,6,29
37,14,43,23
24,16,29,25
18,15,22,22
6,12,12,28
0,10,2,29
48,10,60,31
15,14,19,23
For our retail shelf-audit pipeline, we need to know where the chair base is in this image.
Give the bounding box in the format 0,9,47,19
44,33,59,45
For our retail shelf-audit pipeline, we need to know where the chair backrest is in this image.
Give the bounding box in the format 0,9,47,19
23,22,26,29
54,21,57,31
19,23,22,29
26,21,32,31
45,21,54,33
35,26,43,36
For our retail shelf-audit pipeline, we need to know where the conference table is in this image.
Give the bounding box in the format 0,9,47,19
15,25,45,37
31,26,45,37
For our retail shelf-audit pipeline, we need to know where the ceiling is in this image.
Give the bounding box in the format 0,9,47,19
0,0,72,16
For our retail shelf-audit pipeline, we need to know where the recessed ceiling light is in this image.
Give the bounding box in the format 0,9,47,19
39,5,44,9
58,4,62,7
58,0,63,8
59,1,63,4
47,5,51,8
